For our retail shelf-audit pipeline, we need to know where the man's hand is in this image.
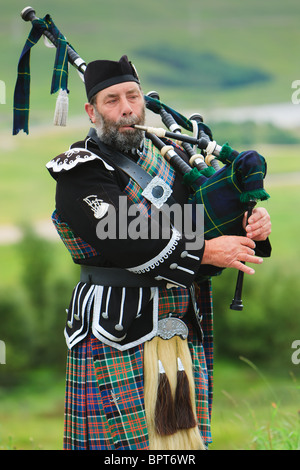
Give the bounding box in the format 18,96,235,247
201,207,271,274
201,236,263,275
243,207,271,241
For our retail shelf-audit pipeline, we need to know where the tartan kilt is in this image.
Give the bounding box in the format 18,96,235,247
63,282,213,450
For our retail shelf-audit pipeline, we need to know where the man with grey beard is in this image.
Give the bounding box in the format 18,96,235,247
46,55,271,450
92,97,145,152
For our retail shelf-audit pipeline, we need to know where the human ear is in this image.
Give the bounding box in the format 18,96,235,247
85,102,96,123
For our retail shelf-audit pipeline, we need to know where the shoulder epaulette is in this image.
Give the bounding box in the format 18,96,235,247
46,147,115,176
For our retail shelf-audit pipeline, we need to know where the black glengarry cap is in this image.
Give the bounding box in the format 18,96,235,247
84,55,140,101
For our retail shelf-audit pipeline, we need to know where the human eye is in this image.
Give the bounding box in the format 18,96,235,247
105,96,118,105
128,93,139,102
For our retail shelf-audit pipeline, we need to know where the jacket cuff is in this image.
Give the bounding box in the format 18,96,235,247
127,228,205,288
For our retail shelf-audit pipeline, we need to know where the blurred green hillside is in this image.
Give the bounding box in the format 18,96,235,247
1,0,300,131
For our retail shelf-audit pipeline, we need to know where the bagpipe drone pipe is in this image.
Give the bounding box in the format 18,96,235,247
13,7,270,309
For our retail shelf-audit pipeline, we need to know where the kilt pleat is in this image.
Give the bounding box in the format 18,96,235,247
64,334,149,450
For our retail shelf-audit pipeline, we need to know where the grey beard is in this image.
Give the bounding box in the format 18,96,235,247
94,108,145,152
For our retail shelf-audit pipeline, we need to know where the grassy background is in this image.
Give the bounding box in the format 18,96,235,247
0,0,300,126
0,357,299,450
0,0,300,451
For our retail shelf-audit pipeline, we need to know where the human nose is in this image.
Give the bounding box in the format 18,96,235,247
120,97,133,116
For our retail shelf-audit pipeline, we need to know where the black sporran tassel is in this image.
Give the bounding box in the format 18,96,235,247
175,357,197,430
154,360,177,436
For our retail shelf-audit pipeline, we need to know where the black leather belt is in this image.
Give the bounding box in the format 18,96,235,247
80,265,164,287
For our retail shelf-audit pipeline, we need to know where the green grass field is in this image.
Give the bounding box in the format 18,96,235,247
0,368,65,450
210,359,300,450
0,360,298,450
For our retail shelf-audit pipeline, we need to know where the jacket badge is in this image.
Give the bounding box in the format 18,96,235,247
83,195,110,219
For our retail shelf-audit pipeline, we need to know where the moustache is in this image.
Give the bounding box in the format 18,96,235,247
116,116,144,130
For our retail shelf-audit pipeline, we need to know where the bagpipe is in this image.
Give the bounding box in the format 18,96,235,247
13,7,270,310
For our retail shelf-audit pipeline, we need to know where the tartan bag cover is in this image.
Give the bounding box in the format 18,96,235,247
185,148,269,240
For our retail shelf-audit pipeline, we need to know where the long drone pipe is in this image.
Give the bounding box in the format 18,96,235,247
147,91,209,171
134,124,236,159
